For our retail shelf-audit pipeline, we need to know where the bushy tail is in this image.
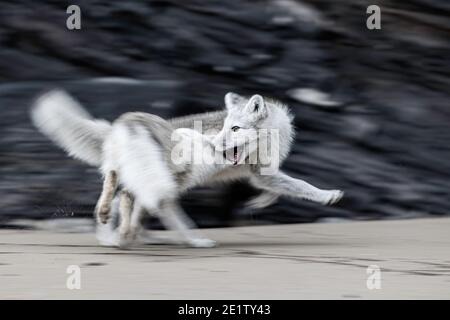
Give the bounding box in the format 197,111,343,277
30,89,112,166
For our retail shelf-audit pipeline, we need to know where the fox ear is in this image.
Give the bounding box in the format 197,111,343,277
224,92,246,110
244,94,267,120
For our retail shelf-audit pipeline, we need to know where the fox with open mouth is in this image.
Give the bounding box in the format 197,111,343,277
31,90,344,248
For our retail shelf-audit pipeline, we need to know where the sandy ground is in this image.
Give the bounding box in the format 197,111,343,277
0,217,449,299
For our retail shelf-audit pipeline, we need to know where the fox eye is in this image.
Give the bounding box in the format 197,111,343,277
231,126,240,132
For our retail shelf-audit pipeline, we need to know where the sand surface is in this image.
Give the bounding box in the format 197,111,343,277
0,218,449,299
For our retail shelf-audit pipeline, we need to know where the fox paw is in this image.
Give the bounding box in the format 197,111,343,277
117,229,139,249
188,238,217,248
118,236,133,249
95,205,111,224
325,190,344,205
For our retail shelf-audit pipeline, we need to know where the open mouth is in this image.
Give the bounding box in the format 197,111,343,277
223,146,241,165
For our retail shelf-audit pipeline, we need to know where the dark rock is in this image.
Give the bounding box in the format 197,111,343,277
0,1,449,227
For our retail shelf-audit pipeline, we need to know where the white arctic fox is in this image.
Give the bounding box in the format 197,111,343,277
31,90,343,248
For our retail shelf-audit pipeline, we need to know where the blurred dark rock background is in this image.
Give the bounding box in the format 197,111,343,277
0,0,449,227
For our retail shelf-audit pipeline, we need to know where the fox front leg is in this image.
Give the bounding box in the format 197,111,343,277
251,171,343,205
244,190,279,209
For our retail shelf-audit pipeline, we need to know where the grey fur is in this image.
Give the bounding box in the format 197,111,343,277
31,90,344,249
170,110,227,133
116,112,185,175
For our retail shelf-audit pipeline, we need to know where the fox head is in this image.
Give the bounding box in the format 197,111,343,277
214,92,270,166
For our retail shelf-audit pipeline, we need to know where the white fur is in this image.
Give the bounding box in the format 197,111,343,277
30,90,111,166
96,222,120,247
32,90,343,249
102,124,176,210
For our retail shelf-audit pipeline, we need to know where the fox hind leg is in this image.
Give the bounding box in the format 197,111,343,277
115,195,217,248
117,189,135,248
95,170,118,224
158,199,216,248
128,202,145,241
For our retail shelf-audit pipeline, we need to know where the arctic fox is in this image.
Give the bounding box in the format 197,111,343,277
31,90,343,248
